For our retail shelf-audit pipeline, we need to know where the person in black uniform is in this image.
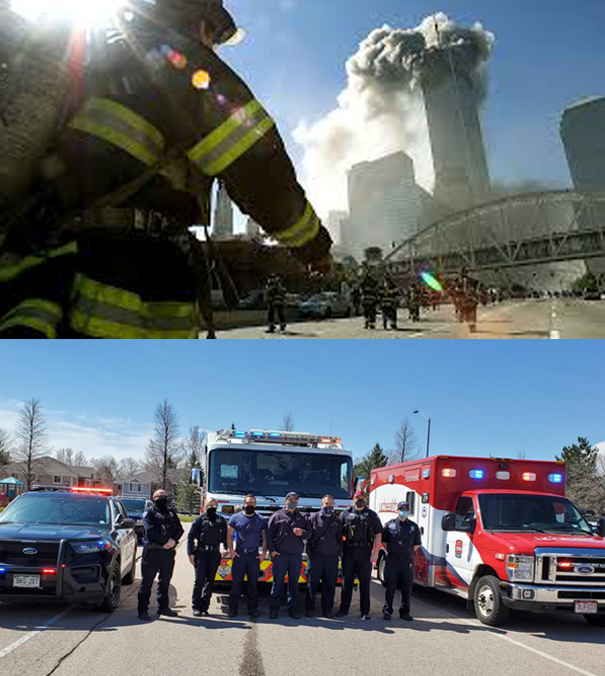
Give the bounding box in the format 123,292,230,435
266,274,287,333
304,494,342,618
187,497,227,616
336,489,382,620
138,488,185,621
267,491,311,620
382,500,422,621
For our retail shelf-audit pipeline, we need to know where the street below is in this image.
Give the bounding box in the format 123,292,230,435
216,299,605,340
1,528,603,676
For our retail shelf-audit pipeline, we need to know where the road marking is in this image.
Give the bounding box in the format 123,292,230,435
413,597,600,676
0,605,75,660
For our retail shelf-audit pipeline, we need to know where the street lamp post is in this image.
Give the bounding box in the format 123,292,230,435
413,410,431,458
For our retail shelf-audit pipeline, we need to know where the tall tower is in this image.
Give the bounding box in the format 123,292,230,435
420,55,491,213
560,96,605,277
213,182,234,239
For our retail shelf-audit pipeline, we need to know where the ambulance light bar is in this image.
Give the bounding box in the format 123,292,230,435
220,430,342,445
495,471,510,480
441,468,457,478
469,469,484,479
522,472,537,482
548,473,563,483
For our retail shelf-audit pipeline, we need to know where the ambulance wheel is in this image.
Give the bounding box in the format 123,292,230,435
377,555,387,587
584,614,605,627
473,575,509,626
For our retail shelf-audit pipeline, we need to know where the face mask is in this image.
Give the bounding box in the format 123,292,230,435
206,507,217,519
154,497,168,511
355,499,366,509
399,510,408,519
322,506,334,516
287,501,298,511
244,505,255,515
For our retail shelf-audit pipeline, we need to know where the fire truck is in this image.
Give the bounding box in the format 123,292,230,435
190,428,354,584
369,455,605,627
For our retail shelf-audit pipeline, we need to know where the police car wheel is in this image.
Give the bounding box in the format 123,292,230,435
473,575,509,626
377,555,387,587
99,565,122,612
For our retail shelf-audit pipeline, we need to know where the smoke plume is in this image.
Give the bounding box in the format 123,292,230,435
294,13,495,227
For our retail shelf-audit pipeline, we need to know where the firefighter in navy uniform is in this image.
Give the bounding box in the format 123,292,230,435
336,490,382,620
382,500,422,621
187,497,227,616
138,489,185,621
0,0,332,339
266,273,287,333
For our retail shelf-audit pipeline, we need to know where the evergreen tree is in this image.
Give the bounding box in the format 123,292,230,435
354,443,389,484
556,437,600,510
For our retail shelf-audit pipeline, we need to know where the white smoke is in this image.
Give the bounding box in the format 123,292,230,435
294,13,495,223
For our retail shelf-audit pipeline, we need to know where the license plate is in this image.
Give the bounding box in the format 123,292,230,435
13,575,41,588
575,600,598,614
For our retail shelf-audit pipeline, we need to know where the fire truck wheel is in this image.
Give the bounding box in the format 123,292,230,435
473,575,509,626
583,614,605,627
377,556,387,587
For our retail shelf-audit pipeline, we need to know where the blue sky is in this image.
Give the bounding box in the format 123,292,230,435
0,342,603,466
222,0,604,188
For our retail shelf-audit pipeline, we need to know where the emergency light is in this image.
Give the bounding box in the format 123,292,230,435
441,468,457,478
0,568,6,574
495,471,510,480
70,486,113,494
469,469,484,479
522,472,537,482
42,568,57,575
548,473,563,483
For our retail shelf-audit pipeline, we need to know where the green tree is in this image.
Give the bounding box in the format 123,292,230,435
0,428,11,472
556,437,600,510
176,426,206,515
354,443,389,484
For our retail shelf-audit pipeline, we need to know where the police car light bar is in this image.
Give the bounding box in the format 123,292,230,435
70,486,113,494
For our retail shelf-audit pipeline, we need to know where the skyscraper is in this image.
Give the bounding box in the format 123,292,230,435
420,55,491,213
213,181,234,239
344,151,420,261
560,97,605,277
245,217,262,240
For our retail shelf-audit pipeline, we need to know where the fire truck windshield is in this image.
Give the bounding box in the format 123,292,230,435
208,449,352,499
479,494,593,535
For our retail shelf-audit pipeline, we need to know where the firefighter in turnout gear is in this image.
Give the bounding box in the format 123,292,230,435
381,279,399,331
0,0,332,339
266,273,286,333
187,498,227,616
361,274,379,330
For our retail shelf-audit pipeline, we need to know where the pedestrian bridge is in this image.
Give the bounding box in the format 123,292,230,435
386,191,605,274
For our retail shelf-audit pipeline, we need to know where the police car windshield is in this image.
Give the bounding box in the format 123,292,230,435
0,494,112,527
208,449,352,499
479,494,593,535
120,499,148,512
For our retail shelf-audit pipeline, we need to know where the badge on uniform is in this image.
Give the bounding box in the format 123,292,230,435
410,526,415,532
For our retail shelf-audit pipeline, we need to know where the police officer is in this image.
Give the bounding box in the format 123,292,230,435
336,490,382,620
304,494,342,618
227,494,267,618
188,497,227,616
267,491,311,619
138,489,184,621
266,274,287,333
382,500,422,621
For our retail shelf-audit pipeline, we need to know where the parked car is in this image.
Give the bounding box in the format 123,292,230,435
119,497,152,542
0,488,137,610
238,290,267,310
299,292,352,319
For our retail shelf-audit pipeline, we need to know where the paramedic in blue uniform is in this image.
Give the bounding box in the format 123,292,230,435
227,494,268,618
187,497,228,616
382,500,422,621
304,494,343,618
267,491,311,619
138,489,184,621
336,489,383,620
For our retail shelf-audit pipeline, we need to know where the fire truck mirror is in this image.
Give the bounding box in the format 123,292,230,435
597,517,605,538
442,513,456,531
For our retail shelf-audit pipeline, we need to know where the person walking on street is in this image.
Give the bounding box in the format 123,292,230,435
267,492,311,619
304,494,342,618
336,490,382,620
138,489,184,621
266,274,287,333
227,494,267,618
361,274,379,330
382,500,422,621
188,498,228,616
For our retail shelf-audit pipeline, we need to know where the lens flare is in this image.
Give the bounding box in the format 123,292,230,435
192,70,211,90
11,0,123,27
420,272,443,291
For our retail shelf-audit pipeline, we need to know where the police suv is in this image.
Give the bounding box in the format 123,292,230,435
0,487,137,611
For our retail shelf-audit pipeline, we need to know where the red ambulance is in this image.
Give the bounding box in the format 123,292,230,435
369,455,605,627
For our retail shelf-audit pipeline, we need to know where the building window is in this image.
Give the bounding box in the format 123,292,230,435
54,476,62,484
128,483,142,493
